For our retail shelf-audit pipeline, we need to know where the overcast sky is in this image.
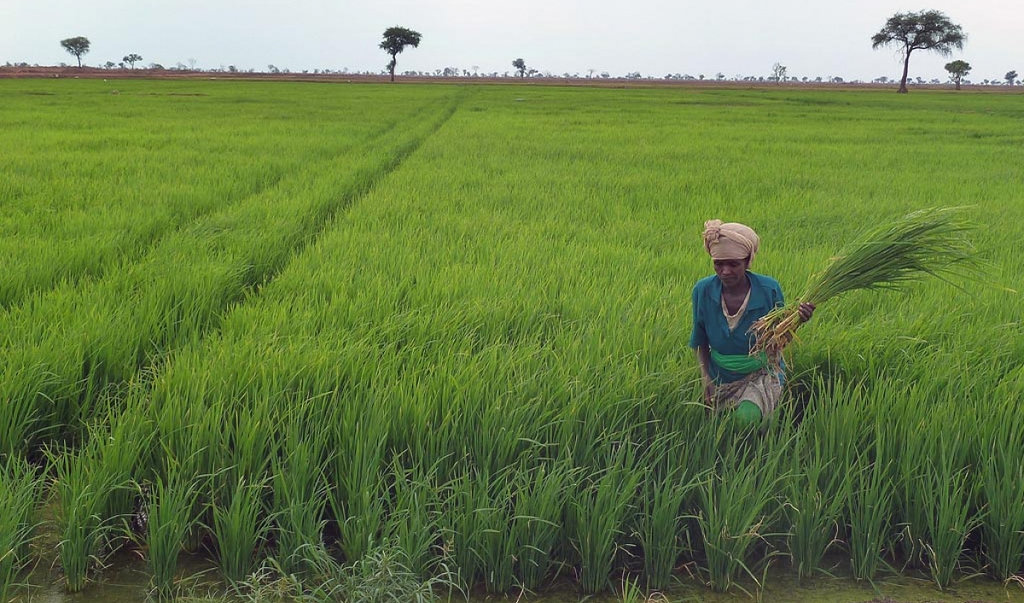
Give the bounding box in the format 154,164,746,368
1,1,1020,81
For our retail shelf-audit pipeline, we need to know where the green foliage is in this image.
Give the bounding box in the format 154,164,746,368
123,53,143,68
212,477,272,584
145,457,202,600
637,465,694,590
4,82,1024,599
846,435,895,583
241,539,456,602
512,457,575,590
871,10,965,92
569,442,643,594
784,451,850,582
945,59,971,89
272,411,330,575
979,411,1024,581
695,435,787,594
379,26,422,81
753,206,979,356
59,36,90,66
0,456,42,602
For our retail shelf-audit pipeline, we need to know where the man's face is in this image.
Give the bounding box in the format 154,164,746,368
713,258,749,287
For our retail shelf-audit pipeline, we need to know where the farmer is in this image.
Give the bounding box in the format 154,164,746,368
689,220,814,425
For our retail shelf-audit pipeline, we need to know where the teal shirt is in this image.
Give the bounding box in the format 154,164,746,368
688,271,785,384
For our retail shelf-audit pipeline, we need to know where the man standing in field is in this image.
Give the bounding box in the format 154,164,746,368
689,221,814,425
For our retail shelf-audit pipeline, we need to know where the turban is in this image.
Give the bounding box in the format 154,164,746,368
702,220,759,263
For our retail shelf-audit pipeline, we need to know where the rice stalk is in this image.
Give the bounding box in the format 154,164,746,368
919,456,980,589
0,455,42,602
981,421,1024,580
636,438,699,591
385,458,442,579
48,443,118,593
213,476,272,584
145,454,202,600
751,207,977,358
784,451,850,582
329,402,389,563
271,411,330,575
893,425,929,569
846,440,894,583
441,467,491,590
570,441,642,594
694,438,787,595
512,456,576,591
476,469,517,593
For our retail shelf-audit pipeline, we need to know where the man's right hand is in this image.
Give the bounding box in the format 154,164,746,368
703,379,716,406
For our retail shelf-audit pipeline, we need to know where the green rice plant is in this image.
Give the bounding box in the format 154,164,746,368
328,401,389,563
93,403,156,550
0,79,410,311
218,402,278,493
892,422,929,569
271,411,330,576
385,458,442,579
512,456,577,591
0,361,62,459
845,439,894,583
0,455,42,603
980,417,1024,580
751,207,978,357
152,396,222,555
241,538,456,603
569,441,642,594
694,437,787,595
0,86,460,462
213,476,272,584
441,467,492,590
784,451,851,582
796,376,872,474
51,468,105,592
615,572,647,603
475,469,517,594
918,455,981,589
10,84,1023,598
145,455,202,600
48,438,128,593
635,438,699,591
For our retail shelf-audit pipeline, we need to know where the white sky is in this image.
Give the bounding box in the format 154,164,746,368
1,1,1020,81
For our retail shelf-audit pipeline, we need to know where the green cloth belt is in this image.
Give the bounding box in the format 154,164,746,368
711,349,769,374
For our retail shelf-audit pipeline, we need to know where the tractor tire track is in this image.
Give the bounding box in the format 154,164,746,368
0,91,463,458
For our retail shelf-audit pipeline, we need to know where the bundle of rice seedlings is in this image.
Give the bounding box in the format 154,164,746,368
751,207,978,358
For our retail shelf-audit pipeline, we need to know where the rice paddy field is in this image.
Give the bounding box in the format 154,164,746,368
1,78,1023,602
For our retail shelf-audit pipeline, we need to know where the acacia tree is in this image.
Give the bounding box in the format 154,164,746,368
60,36,91,67
1006,70,1018,85
771,62,787,84
379,26,421,82
944,60,970,90
512,58,527,77
123,53,143,69
871,10,965,93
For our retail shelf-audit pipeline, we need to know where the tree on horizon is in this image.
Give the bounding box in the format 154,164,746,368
512,58,527,77
379,26,421,82
871,10,965,93
60,36,91,68
944,60,970,90
123,53,143,69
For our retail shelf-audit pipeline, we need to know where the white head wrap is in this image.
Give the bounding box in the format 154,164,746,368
702,219,759,263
